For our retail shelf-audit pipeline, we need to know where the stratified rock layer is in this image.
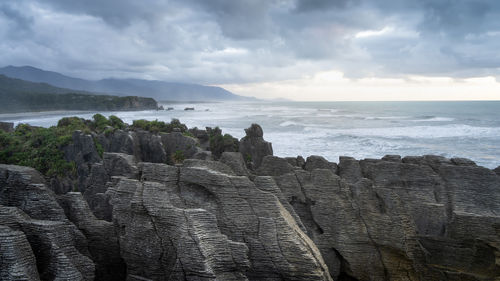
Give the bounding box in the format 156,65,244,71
256,154,500,281
1,124,500,281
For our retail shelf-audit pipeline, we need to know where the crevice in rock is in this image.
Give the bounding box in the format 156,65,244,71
332,248,358,281
347,181,389,280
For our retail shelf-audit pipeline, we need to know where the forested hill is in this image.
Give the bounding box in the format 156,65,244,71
0,75,158,113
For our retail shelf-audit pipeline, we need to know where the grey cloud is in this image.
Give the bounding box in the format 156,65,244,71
0,3,33,32
36,0,173,26
1,0,500,85
294,0,357,12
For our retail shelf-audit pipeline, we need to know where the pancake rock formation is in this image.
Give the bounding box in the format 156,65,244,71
1,123,499,281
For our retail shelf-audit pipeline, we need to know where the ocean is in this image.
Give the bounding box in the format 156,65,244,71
1,101,500,169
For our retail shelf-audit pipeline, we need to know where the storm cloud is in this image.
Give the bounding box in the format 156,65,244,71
1,0,499,85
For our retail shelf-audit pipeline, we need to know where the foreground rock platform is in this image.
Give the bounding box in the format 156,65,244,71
1,123,499,280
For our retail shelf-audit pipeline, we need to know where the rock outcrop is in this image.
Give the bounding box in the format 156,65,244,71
1,123,500,281
256,154,500,280
239,124,273,169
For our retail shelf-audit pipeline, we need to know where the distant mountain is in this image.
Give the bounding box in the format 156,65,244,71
0,65,253,101
0,75,158,113
0,74,90,95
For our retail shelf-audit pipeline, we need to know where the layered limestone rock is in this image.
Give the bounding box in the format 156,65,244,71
0,225,40,281
256,154,500,281
2,123,500,281
106,160,333,280
0,164,95,281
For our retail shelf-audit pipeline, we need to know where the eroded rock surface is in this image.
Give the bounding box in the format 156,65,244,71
1,124,500,281
239,124,273,169
257,154,500,281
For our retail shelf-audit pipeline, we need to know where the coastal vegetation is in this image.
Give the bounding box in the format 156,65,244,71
0,115,127,177
131,118,188,133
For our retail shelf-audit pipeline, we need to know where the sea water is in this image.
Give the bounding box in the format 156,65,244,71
1,101,500,169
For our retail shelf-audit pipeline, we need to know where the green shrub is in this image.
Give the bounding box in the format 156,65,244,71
0,124,78,177
109,115,125,129
94,139,104,158
172,150,185,164
131,118,188,134
92,113,109,131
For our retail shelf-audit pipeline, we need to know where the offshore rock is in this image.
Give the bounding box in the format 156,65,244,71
239,124,273,169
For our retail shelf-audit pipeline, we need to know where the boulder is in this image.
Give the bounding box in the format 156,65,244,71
239,124,273,169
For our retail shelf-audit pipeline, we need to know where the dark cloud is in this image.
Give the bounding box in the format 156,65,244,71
1,0,500,85
294,0,356,12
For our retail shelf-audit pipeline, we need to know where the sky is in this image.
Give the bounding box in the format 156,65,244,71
1,0,500,101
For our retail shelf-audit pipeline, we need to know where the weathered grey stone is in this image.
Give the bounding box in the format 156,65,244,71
450,157,476,166
0,225,40,281
304,155,338,173
338,156,362,183
135,130,167,163
256,155,294,176
0,121,14,132
495,165,500,175
0,164,67,221
103,152,139,179
381,154,401,162
219,152,250,176
139,162,178,183
191,149,213,161
106,159,333,280
239,124,273,169
0,206,95,281
160,132,199,164
62,130,102,191
0,164,96,280
106,129,135,155
189,127,210,150
58,192,126,281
